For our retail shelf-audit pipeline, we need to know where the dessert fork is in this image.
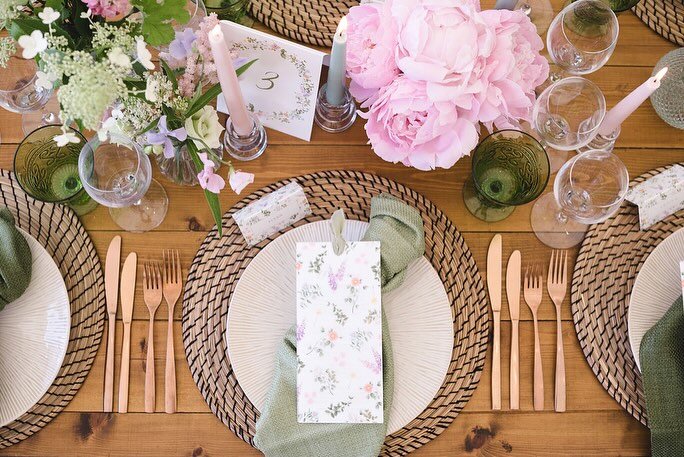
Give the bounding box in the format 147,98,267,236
142,262,162,413
162,250,182,413
524,264,544,411
548,250,568,412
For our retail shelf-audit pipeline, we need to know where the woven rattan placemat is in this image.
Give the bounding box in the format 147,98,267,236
0,169,105,448
182,170,489,455
634,0,684,47
571,162,684,427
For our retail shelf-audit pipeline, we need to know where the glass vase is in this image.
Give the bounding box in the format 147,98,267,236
205,0,251,23
155,143,222,186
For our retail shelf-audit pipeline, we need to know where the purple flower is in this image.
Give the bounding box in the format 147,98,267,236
146,116,188,159
168,28,197,61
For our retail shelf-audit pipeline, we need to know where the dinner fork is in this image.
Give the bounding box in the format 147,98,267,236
162,250,182,414
142,262,162,413
548,250,568,412
524,264,544,411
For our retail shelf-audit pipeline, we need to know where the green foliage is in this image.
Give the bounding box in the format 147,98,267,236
131,0,190,46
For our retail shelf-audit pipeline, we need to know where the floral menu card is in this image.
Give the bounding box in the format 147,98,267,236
296,241,383,424
215,20,325,141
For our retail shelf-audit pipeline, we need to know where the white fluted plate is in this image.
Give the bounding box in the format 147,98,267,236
227,220,454,434
628,228,684,371
0,229,70,427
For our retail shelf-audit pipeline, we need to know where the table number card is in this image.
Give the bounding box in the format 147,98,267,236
296,241,383,424
216,21,325,141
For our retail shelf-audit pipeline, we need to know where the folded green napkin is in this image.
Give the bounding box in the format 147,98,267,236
253,194,425,457
639,297,684,457
0,208,32,311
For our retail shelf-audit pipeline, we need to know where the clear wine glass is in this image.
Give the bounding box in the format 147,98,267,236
532,76,605,151
547,0,619,77
78,133,169,232
531,149,629,248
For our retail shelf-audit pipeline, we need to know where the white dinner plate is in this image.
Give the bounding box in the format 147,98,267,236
227,220,454,434
628,228,684,370
0,228,70,427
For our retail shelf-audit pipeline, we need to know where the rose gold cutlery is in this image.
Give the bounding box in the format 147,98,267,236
548,250,568,413
103,236,121,412
118,252,137,413
142,263,162,413
524,264,544,411
162,250,182,413
506,250,521,410
487,234,502,410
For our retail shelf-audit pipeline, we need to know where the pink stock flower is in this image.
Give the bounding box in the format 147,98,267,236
345,2,400,105
361,76,479,171
178,14,222,97
82,0,130,18
196,152,225,194
228,170,254,195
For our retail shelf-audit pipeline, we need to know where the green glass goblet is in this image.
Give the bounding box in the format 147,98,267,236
463,129,550,222
14,125,98,216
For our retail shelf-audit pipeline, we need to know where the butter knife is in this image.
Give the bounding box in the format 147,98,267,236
487,234,502,410
103,236,121,412
118,252,137,413
507,250,521,410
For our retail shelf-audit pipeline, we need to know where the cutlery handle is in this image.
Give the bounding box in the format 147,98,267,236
510,320,519,410
492,311,501,410
165,314,176,413
555,310,566,412
103,316,115,412
533,316,544,411
145,315,155,413
118,322,131,413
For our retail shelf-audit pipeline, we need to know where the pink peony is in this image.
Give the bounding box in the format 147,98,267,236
82,0,130,18
361,76,479,171
345,2,400,105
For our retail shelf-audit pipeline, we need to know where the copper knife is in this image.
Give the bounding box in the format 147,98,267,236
118,252,137,413
487,234,502,410
103,236,121,412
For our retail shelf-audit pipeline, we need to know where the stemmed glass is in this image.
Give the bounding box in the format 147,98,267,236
78,133,169,232
463,129,550,222
531,149,629,248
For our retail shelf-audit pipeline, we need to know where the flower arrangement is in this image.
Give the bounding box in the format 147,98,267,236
346,0,549,170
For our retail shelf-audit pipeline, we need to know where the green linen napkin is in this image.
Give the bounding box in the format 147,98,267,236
639,297,684,457
0,208,32,311
253,194,425,457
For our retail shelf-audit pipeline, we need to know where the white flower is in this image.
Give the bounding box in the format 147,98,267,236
80,9,91,18
144,78,159,102
108,47,131,68
38,7,60,24
53,131,80,147
135,37,154,70
35,70,57,90
17,30,48,59
185,106,225,150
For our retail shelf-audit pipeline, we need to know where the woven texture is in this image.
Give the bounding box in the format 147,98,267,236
249,0,355,47
0,169,105,449
633,0,684,47
571,162,684,427
182,170,489,455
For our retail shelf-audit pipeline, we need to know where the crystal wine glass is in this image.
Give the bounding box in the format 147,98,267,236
532,76,605,151
547,0,619,77
79,133,169,232
463,129,550,222
531,149,629,248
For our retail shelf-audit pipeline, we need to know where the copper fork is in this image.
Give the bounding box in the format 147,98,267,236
524,264,544,411
162,250,182,413
142,262,162,413
548,250,568,412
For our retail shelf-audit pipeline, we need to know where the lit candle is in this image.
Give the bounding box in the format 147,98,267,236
326,17,348,106
598,67,668,136
208,24,253,136
494,0,518,9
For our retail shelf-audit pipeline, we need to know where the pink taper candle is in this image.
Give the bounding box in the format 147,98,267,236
208,24,253,136
598,67,668,136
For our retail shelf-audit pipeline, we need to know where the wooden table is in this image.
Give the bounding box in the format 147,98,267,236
1,3,683,455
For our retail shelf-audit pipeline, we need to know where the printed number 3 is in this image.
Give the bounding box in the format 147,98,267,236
257,71,279,90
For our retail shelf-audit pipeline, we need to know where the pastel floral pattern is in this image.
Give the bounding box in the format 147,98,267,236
296,241,383,423
625,164,684,230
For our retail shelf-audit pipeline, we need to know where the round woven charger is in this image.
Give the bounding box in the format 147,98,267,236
0,169,105,448
633,0,684,47
182,170,489,455
571,162,684,427
249,0,355,47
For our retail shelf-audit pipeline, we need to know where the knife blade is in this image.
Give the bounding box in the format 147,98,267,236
507,250,521,410
118,252,137,413
103,236,121,412
487,234,502,410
